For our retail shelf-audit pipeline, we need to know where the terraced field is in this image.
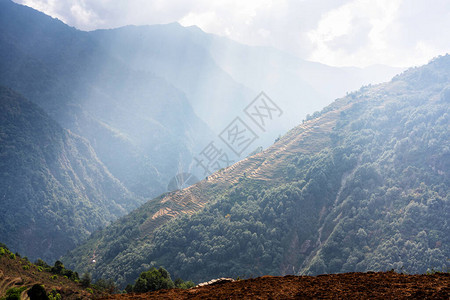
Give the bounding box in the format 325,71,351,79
137,98,354,239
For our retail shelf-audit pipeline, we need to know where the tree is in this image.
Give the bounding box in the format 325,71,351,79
132,267,175,293
35,259,50,269
27,284,49,300
124,284,133,294
95,278,117,293
80,272,92,287
51,261,64,274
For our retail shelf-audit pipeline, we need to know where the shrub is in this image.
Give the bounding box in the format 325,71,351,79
48,289,61,300
174,278,195,289
48,293,61,300
9,253,15,260
4,287,27,300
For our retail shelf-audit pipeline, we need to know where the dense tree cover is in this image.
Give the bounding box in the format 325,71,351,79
65,55,449,287
304,56,449,275
0,87,140,261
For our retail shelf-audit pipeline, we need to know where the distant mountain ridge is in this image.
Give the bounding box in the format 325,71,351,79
64,55,449,286
89,22,403,143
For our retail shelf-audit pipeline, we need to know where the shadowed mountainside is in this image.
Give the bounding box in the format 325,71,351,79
0,86,140,261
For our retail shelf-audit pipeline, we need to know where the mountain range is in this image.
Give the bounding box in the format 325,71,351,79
88,21,403,144
64,55,449,286
1,0,446,285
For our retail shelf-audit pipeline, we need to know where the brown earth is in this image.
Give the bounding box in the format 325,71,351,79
0,252,104,299
103,271,450,299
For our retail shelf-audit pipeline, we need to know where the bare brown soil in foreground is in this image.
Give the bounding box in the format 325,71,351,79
104,271,449,299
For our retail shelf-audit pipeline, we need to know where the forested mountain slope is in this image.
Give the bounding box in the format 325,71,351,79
0,86,140,261
65,55,449,287
0,0,213,198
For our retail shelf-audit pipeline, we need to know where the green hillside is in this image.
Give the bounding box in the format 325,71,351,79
0,86,140,261
0,244,102,299
64,55,449,287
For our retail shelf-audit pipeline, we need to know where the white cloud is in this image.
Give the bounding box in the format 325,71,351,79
307,0,450,67
307,0,404,66
179,0,281,44
12,0,450,67
69,1,100,27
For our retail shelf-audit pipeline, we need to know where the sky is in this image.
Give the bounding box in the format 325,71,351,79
13,0,450,68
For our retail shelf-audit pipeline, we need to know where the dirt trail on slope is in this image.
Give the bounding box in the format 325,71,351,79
103,271,449,299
